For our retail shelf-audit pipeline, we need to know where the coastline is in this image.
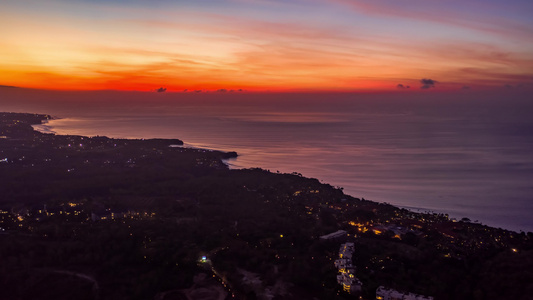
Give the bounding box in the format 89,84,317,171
32,114,532,233
6,112,507,233
31,119,56,134
2,111,532,300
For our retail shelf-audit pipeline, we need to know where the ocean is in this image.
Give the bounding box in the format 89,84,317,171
2,89,533,232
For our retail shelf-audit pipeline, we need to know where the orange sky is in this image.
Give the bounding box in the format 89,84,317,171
1,0,532,92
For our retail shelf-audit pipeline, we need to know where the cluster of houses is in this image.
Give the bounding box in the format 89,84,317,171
324,230,434,300
333,242,434,299
334,242,363,294
91,210,156,221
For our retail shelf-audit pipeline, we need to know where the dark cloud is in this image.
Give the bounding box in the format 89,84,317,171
420,78,437,89
504,83,526,89
397,84,410,89
216,89,228,92
156,87,167,93
462,86,470,90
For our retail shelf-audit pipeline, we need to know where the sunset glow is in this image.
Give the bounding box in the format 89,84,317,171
1,0,532,92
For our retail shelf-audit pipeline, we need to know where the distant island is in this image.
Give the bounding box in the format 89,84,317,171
0,112,531,300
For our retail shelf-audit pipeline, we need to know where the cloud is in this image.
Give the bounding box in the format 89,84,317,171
504,83,527,89
462,86,470,90
397,84,410,89
329,0,533,40
216,88,228,92
420,78,437,89
156,87,167,92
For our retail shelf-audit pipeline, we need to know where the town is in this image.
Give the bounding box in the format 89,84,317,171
1,112,532,300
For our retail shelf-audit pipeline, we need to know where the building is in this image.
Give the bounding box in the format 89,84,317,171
339,242,354,259
338,273,363,293
320,230,347,241
376,286,433,300
335,242,363,295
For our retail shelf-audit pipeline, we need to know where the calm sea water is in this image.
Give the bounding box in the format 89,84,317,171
2,89,533,232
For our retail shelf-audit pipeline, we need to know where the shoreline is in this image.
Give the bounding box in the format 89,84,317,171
29,113,529,234
2,111,532,299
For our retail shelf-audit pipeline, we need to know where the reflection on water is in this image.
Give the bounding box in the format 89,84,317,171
4,90,533,232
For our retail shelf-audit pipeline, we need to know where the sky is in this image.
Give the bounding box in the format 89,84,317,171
1,0,532,92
